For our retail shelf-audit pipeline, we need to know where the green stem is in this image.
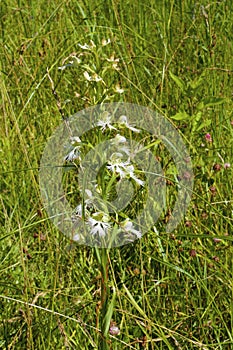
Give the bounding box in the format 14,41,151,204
96,248,110,350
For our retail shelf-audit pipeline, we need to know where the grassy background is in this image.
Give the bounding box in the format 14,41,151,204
1,0,233,349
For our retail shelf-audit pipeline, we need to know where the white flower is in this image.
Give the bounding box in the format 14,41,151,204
224,163,230,169
85,189,93,199
83,189,97,209
83,71,103,82
58,64,70,71
107,163,126,178
107,153,130,178
88,213,111,237
92,73,103,82
114,134,126,144
115,84,124,94
84,71,92,81
64,146,80,162
107,153,144,185
121,219,142,239
107,55,119,63
119,115,140,133
102,38,111,46
112,62,119,70
78,43,90,50
124,164,144,186
112,134,130,155
58,56,81,70
70,136,82,145
96,112,117,131
106,55,120,70
78,40,96,50
74,204,83,217
72,233,80,241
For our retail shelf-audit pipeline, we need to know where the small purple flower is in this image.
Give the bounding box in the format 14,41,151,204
109,325,120,336
205,133,212,142
213,163,221,171
213,238,221,243
189,249,197,257
224,163,230,169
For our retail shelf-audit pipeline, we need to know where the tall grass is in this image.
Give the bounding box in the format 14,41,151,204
1,0,233,349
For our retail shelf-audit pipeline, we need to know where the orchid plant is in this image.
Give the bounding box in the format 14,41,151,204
63,110,144,348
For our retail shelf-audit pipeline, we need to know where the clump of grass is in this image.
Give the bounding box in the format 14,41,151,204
1,1,233,349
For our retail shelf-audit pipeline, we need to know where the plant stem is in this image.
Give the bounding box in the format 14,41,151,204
100,248,110,349
95,248,110,350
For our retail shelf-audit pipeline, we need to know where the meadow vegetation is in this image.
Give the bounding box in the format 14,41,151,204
1,1,233,349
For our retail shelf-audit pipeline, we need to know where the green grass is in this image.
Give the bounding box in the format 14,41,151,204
1,0,233,349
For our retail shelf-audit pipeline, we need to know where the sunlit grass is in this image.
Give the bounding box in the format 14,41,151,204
1,0,233,349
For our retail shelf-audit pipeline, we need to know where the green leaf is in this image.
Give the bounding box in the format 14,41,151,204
196,119,212,132
123,283,150,322
189,76,204,90
191,112,202,132
169,71,185,92
197,97,227,110
170,112,189,120
103,287,116,337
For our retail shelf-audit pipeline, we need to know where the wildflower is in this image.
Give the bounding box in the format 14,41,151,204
111,134,130,155
96,112,117,131
213,163,221,171
182,171,192,180
85,189,93,200
209,186,217,195
58,56,81,70
121,219,142,239
185,220,192,227
114,134,126,144
78,40,96,50
107,54,119,63
102,38,111,46
58,63,72,71
78,43,90,50
83,71,92,81
82,189,98,210
84,71,103,82
119,115,140,133
189,249,197,257
212,256,220,262
64,146,80,162
72,233,80,241
72,190,97,223
106,54,120,70
124,164,144,186
107,153,144,185
71,203,86,225
205,133,212,142
201,212,208,219
107,153,130,178
70,136,82,145
74,204,83,217
88,213,111,237
93,73,103,82
115,84,124,94
109,324,120,336
224,163,230,169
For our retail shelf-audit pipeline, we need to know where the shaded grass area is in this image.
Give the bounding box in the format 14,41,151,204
1,0,233,349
